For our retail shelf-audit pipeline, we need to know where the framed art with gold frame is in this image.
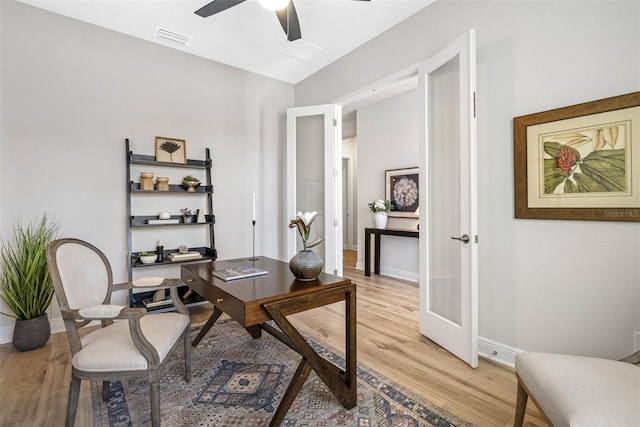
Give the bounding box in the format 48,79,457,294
155,136,186,164
513,92,640,222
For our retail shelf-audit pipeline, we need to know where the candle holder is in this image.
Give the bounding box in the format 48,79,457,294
249,220,258,262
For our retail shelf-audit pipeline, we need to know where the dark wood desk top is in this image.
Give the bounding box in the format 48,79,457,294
181,256,352,326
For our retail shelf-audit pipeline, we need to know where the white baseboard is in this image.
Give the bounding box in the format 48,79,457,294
478,336,522,368
0,324,13,344
353,262,418,283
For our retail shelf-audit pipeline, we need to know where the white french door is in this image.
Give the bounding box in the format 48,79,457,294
418,29,478,367
286,104,343,276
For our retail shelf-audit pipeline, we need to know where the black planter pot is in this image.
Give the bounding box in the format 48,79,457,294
13,313,50,351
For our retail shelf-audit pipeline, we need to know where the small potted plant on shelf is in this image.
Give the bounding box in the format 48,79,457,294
181,208,195,223
138,251,157,264
181,175,200,192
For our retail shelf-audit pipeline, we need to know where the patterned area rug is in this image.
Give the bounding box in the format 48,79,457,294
93,318,474,427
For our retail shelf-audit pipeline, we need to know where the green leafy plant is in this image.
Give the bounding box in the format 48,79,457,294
182,175,200,182
180,208,192,218
368,199,391,213
0,215,59,320
138,251,151,257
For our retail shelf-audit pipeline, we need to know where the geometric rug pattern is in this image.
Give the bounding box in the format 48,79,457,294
93,318,474,427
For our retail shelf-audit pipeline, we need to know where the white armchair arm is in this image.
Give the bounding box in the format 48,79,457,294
78,304,126,319
132,276,166,287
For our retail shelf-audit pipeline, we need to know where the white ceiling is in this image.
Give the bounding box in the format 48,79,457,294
18,0,434,84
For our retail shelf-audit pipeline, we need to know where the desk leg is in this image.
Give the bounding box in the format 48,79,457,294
191,306,223,347
269,358,312,427
262,287,357,419
365,230,371,276
374,233,381,275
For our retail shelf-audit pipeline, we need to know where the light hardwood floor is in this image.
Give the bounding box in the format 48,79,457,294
0,251,546,426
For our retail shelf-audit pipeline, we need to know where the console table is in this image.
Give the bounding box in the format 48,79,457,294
364,227,419,276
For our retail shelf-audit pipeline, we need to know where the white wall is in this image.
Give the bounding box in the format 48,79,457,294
0,1,294,342
356,89,420,281
295,1,640,359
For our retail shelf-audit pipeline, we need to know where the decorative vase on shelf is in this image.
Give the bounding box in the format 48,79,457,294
289,250,324,281
140,172,154,191
374,212,388,229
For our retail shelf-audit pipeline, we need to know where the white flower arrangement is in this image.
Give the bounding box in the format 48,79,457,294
368,199,391,213
288,211,324,251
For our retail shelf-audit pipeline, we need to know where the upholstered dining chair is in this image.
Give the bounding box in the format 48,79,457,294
46,238,191,427
514,351,640,427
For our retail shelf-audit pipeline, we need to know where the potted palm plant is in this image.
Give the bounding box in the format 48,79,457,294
0,215,59,351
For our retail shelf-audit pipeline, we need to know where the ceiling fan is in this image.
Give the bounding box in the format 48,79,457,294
195,0,369,42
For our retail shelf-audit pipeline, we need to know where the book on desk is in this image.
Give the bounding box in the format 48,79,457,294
212,266,268,281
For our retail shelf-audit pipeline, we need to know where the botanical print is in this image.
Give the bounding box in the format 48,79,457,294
155,136,186,164
542,122,627,195
159,140,182,162
516,93,639,220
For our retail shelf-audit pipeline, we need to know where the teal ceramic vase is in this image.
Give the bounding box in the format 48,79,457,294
289,250,323,281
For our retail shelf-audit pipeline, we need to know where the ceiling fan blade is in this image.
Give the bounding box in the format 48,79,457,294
276,1,302,41
195,0,246,18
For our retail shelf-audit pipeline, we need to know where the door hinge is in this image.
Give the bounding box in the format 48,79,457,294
473,92,477,118
333,168,338,177
475,235,478,243
333,118,337,126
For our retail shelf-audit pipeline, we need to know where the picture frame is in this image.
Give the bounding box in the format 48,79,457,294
155,136,186,164
385,167,419,218
514,92,640,222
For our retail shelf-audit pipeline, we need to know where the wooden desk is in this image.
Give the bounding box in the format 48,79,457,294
181,257,357,427
364,227,419,276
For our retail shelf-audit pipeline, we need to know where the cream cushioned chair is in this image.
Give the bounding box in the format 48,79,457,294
514,352,640,427
47,238,191,427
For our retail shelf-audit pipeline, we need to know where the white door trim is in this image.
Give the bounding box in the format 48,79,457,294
286,105,343,276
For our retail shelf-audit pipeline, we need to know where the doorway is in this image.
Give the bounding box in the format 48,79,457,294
332,29,478,367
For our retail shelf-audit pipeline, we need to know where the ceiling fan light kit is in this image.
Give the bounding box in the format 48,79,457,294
259,0,289,11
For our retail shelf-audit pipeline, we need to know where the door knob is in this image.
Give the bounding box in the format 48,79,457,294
451,234,470,244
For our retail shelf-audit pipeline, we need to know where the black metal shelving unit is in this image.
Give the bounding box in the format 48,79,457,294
125,138,217,312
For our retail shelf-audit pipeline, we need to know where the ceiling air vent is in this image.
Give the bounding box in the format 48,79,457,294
282,40,322,62
154,26,192,46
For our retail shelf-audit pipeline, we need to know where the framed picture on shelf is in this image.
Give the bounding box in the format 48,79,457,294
514,91,640,222
385,167,419,218
155,136,186,164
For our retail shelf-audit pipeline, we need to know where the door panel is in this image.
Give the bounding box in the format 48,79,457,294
419,29,478,367
428,55,462,326
286,105,343,275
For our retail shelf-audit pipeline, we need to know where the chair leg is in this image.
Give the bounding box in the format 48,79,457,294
149,379,161,427
102,380,110,401
66,376,81,427
184,329,192,382
514,378,528,427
